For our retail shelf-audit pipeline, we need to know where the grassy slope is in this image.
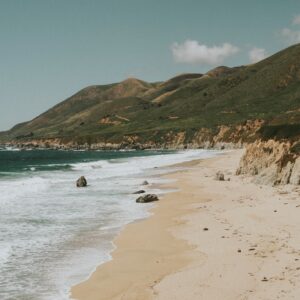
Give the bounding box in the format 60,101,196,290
2,44,300,144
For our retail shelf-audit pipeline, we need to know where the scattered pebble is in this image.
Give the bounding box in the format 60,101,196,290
237,249,242,253
262,277,268,282
203,227,209,231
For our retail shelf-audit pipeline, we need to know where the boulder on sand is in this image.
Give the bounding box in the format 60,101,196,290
76,176,87,187
215,171,225,181
141,180,149,185
136,194,159,203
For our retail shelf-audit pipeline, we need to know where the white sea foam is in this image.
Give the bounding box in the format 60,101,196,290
3,146,20,151
0,149,219,300
0,244,11,267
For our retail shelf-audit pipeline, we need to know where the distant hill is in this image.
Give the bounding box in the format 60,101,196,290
2,44,300,149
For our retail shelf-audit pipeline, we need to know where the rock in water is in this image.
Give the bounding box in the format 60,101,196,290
133,190,146,194
215,171,225,181
142,180,149,185
76,176,87,187
136,194,159,203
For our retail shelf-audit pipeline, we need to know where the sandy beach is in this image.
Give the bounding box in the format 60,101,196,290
71,149,300,300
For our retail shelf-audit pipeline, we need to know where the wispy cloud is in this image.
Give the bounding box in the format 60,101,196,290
281,28,300,44
249,47,267,63
280,14,300,45
171,40,239,65
293,14,300,25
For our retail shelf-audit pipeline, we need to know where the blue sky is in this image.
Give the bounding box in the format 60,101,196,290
1,0,300,130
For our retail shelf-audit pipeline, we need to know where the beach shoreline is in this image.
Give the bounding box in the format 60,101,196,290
71,149,300,300
70,152,213,300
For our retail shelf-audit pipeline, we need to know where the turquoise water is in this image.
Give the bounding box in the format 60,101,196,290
0,148,217,300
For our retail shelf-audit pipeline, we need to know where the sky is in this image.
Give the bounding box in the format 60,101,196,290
1,0,300,130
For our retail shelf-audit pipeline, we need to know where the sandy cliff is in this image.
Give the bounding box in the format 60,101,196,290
237,139,300,185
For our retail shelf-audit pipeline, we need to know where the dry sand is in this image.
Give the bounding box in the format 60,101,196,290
71,149,300,300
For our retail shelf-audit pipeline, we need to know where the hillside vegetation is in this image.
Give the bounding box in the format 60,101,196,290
2,44,300,148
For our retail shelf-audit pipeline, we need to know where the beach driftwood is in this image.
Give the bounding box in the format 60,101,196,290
136,194,159,203
76,176,87,187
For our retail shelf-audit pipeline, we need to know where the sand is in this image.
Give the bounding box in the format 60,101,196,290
71,149,300,300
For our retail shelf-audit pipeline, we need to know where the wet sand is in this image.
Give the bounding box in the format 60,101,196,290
71,149,300,300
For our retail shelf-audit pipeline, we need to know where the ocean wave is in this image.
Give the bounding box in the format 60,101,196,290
23,163,73,172
0,149,219,300
0,147,20,151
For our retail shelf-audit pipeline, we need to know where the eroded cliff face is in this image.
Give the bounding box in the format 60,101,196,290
2,119,265,151
237,140,300,185
3,122,300,186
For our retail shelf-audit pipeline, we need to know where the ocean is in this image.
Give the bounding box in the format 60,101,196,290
0,148,217,300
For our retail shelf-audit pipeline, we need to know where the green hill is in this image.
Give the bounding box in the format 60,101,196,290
2,44,300,148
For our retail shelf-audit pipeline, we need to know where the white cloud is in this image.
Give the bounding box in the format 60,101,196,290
293,14,300,25
249,47,267,63
281,28,300,44
171,40,239,65
280,14,300,45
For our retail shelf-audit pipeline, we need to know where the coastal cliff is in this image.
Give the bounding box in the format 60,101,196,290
237,140,300,185
2,119,263,150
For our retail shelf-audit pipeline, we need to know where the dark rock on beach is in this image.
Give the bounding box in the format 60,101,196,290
142,180,149,185
215,171,225,181
133,190,146,194
136,194,159,203
76,176,87,187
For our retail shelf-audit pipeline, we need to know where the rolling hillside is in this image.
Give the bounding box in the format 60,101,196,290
2,44,300,149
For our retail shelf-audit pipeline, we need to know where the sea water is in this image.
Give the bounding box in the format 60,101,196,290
0,148,217,300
